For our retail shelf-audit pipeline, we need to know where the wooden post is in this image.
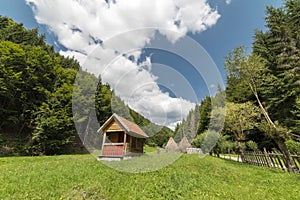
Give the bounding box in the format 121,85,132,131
268,151,276,168
292,155,300,170
123,132,127,156
260,151,267,166
251,152,255,164
253,151,257,165
263,148,271,167
256,151,262,166
101,132,106,156
129,136,132,152
274,152,285,170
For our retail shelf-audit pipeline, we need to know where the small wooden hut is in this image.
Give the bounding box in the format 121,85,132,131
97,113,148,158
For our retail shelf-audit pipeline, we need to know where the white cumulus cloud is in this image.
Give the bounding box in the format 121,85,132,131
26,0,221,129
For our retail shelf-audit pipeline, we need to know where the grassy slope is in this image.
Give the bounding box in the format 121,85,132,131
0,154,299,200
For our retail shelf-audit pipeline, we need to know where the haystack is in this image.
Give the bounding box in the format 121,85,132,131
178,135,191,153
165,137,179,153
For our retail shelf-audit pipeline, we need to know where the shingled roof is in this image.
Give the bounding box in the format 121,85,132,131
97,113,148,138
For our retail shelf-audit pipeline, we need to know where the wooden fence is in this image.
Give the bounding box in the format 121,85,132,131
186,148,202,154
242,150,300,171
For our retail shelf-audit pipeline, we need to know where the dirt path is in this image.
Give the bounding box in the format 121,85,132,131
222,155,242,162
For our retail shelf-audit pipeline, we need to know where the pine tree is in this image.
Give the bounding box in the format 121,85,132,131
95,77,112,125
197,96,212,135
253,1,300,135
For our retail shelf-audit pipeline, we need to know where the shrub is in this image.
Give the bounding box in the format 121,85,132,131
0,145,14,156
246,140,258,151
192,130,219,154
285,140,300,155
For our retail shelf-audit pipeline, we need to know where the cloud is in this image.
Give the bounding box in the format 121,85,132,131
225,0,232,5
26,0,221,129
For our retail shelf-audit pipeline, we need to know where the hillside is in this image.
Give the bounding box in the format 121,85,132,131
0,154,299,199
0,16,172,156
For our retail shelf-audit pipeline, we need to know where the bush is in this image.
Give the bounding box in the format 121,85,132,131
285,140,300,155
215,135,236,154
192,130,219,154
0,146,14,156
0,134,3,145
246,140,258,151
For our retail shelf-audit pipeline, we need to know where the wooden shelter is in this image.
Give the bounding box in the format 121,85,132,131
97,113,148,158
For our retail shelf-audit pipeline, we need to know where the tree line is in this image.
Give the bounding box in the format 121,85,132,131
0,16,81,155
174,0,300,173
0,16,172,156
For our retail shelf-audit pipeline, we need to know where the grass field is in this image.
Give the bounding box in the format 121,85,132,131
1,154,299,200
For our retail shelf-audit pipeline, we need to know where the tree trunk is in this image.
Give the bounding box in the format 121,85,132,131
83,111,92,146
237,141,245,162
250,85,298,173
18,121,26,150
276,138,299,173
250,86,275,127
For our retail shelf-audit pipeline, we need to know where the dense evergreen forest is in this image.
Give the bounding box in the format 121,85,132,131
0,16,173,156
175,0,300,172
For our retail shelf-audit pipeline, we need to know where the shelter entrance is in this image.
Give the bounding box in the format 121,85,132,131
106,131,125,143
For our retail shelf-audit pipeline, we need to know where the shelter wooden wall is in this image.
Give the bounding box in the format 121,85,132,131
105,121,123,132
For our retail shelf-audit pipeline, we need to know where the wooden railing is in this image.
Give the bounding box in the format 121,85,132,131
243,150,300,171
220,150,300,172
102,143,124,157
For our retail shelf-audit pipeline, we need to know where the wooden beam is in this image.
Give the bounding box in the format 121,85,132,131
103,143,124,146
123,132,127,155
129,135,132,152
101,132,106,156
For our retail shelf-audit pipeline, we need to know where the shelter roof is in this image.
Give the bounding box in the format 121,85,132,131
97,113,148,138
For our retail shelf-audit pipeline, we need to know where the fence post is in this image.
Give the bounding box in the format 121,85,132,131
256,151,263,166
253,151,260,166
268,151,276,168
273,151,285,171
263,148,272,167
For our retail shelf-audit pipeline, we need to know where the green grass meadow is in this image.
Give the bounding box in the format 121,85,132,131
1,154,299,200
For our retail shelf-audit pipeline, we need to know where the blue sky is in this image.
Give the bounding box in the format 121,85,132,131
194,0,283,75
0,0,283,75
0,0,283,128
0,0,57,46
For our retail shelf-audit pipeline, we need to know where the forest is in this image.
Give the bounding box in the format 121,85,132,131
0,16,173,156
175,0,300,173
0,1,299,173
